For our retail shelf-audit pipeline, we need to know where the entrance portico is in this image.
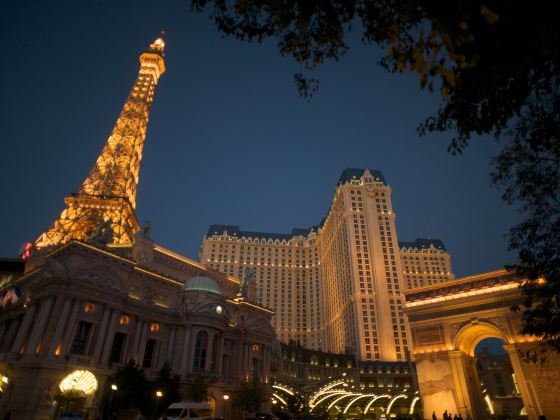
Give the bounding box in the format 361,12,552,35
404,270,560,420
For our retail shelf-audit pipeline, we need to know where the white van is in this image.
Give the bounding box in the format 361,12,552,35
161,401,213,420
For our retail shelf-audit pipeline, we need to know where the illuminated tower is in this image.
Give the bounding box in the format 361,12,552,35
35,38,166,249
201,168,455,361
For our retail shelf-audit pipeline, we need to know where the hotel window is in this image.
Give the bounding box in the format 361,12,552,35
193,330,209,372
70,322,92,355
143,339,157,368
109,332,127,364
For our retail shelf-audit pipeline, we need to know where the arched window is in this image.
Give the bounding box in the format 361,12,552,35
193,330,209,372
211,334,219,372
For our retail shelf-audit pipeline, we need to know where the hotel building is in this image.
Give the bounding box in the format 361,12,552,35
200,168,454,362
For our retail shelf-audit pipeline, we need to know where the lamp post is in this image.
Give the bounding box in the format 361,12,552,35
106,384,118,419
155,390,163,418
223,394,230,418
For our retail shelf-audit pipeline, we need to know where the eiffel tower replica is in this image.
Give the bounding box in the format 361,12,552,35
35,37,166,249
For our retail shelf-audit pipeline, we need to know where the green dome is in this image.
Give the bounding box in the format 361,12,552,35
183,273,222,295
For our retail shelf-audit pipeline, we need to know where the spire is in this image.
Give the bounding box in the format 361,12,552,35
34,38,166,249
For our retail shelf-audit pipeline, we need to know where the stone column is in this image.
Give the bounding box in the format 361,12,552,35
24,297,54,356
47,298,72,358
60,299,82,356
216,334,224,377
131,318,144,362
183,326,195,374
244,341,250,380
92,305,112,363
186,327,197,374
447,350,483,419
100,310,120,366
0,317,21,353
137,322,148,365
0,322,7,347
504,344,539,420
166,326,176,363
263,346,269,383
10,304,37,354
180,325,191,375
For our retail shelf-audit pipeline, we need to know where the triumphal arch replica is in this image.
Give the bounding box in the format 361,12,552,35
404,269,560,420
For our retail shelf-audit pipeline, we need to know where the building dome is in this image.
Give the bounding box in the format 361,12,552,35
183,273,222,295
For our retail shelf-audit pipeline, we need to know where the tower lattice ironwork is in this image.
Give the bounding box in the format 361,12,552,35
35,37,166,249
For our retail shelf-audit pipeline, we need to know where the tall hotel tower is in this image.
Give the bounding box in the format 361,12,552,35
200,168,454,361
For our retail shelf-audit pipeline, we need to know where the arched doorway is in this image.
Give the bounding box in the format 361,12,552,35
412,320,533,420
474,337,524,418
405,270,560,420
50,370,99,419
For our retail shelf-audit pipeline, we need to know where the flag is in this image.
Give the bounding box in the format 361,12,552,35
0,284,23,309
0,290,11,308
177,295,187,319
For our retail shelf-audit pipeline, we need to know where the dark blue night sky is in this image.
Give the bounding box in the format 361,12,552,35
0,0,520,279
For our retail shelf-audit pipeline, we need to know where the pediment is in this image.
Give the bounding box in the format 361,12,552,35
73,264,124,293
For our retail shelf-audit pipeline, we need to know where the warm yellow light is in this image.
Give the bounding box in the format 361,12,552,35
223,394,230,400
111,384,118,391
59,370,98,395
272,385,294,396
272,393,288,405
156,390,163,398
1,376,8,384
406,282,519,307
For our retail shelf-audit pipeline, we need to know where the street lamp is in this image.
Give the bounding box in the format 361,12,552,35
222,394,230,418
106,383,118,418
155,390,164,418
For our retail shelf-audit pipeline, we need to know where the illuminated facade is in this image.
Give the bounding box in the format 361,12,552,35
0,38,275,419
0,240,275,419
35,37,166,249
399,239,454,289
269,343,421,417
404,270,560,420
200,168,454,361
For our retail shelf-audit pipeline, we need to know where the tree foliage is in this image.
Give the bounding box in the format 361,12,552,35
191,0,560,352
492,78,560,355
183,371,215,402
107,360,182,416
155,361,182,414
109,360,148,411
191,0,559,151
232,380,267,414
